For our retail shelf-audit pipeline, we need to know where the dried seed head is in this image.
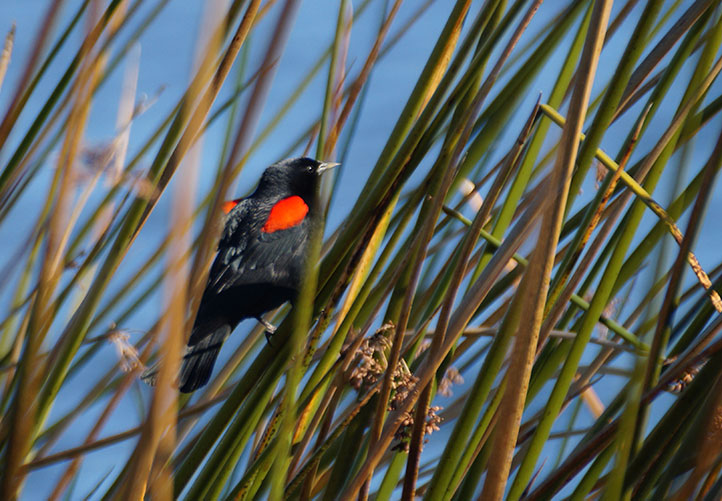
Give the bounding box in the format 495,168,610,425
598,297,620,339
426,406,443,436
391,405,444,453
438,366,464,397
348,323,394,390
459,177,484,212
83,143,118,174
418,339,431,354
595,160,606,189
390,372,419,410
108,328,142,373
392,411,415,452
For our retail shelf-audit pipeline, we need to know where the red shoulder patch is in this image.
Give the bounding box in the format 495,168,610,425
262,196,309,233
222,198,242,214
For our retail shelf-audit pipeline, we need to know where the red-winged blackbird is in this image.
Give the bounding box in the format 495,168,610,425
143,157,337,392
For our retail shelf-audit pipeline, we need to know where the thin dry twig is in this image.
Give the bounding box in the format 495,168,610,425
0,23,15,95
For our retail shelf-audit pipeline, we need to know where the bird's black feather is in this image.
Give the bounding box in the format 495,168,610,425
151,157,333,393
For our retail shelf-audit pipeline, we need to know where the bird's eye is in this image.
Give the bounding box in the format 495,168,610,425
306,165,314,172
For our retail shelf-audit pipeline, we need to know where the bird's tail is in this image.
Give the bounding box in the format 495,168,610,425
141,323,230,393
179,324,230,392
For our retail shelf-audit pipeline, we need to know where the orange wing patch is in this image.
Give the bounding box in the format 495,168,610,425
262,196,309,233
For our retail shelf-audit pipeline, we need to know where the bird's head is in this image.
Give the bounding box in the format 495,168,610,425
255,157,339,203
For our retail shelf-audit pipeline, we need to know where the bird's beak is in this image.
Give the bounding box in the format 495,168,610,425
316,161,340,174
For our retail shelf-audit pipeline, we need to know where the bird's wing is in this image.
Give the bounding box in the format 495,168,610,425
204,199,252,294
230,221,309,290
206,199,310,294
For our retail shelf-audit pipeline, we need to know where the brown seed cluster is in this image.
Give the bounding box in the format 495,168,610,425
347,324,419,407
348,327,393,391
392,405,443,453
388,360,418,411
595,160,606,189
438,366,464,397
348,324,445,452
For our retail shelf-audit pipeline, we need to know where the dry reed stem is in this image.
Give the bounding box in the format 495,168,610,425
325,0,404,157
642,126,722,397
537,104,651,358
362,3,473,498
614,0,717,120
481,1,612,497
342,128,549,501
121,1,240,497
0,23,15,95
46,37,139,501
0,0,63,150
0,4,103,495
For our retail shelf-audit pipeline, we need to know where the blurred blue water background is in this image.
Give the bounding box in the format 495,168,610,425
0,1,720,498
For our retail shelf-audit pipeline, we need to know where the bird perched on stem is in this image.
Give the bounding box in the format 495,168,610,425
143,157,337,392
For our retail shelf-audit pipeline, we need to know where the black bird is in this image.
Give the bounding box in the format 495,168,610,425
143,157,337,392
